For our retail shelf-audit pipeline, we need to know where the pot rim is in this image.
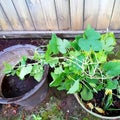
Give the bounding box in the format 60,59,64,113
74,93,120,120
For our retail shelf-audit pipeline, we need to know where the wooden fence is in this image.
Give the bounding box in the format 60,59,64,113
0,0,120,38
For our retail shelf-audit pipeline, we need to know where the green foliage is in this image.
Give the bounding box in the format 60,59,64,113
67,80,81,94
103,60,120,76
103,94,113,110
32,114,42,120
80,86,93,101
19,65,32,80
3,62,13,74
106,79,118,89
3,26,120,111
4,53,44,82
78,26,102,51
47,26,119,111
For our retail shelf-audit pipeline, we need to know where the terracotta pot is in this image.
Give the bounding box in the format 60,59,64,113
0,44,49,107
74,93,120,120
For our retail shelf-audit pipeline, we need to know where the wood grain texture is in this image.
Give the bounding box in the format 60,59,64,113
40,0,58,30
0,0,120,31
84,0,100,29
70,0,83,30
12,0,35,30
0,0,23,30
26,0,47,30
55,0,70,30
0,4,12,30
109,0,120,30
96,0,114,30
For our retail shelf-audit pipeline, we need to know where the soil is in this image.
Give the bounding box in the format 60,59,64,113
2,58,39,98
2,75,38,98
84,90,120,117
0,38,119,120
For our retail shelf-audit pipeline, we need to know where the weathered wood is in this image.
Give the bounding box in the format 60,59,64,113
96,0,114,29
109,0,120,30
0,4,12,30
0,0,23,30
55,0,70,30
0,30,120,39
0,0,119,31
12,0,35,30
70,0,83,30
26,0,47,30
40,0,58,30
84,0,99,29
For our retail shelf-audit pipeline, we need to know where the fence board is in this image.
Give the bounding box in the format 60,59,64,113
0,0,120,32
0,0,23,30
109,0,120,30
40,0,58,30
96,0,114,30
26,0,47,30
84,0,99,29
70,0,83,30
0,4,12,30
12,0,34,30
55,0,70,30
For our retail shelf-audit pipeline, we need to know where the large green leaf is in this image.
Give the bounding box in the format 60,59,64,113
54,66,64,74
103,61,120,76
106,79,118,89
101,33,116,52
78,26,102,51
78,38,90,51
67,80,81,94
57,39,71,54
50,73,64,87
46,57,59,68
78,38,102,51
80,86,93,101
3,62,13,74
21,56,27,65
85,25,101,40
30,64,44,82
48,34,59,54
57,79,74,91
71,35,81,51
19,65,32,80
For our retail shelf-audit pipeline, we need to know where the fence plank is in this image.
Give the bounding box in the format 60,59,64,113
55,0,70,30
26,0,47,30
84,0,99,29
109,0,120,30
0,5,12,30
40,0,58,30
12,0,35,30
0,0,23,30
96,0,114,29
70,0,83,30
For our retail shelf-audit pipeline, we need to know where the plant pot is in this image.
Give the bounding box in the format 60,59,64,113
0,44,49,107
74,93,120,120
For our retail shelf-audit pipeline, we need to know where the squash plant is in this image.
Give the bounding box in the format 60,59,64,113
4,26,120,116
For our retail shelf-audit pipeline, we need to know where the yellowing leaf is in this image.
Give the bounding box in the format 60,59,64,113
87,103,94,109
105,89,112,95
95,107,105,114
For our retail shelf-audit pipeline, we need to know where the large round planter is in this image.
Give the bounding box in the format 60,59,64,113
0,44,49,107
74,93,120,120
